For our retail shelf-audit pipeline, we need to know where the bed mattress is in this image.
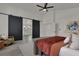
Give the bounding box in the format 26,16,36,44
59,47,79,56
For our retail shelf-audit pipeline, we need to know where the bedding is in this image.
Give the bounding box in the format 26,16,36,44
70,34,79,50
64,36,71,44
35,36,65,55
59,47,79,56
50,41,64,56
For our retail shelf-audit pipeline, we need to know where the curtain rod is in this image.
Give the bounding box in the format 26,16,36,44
0,12,38,21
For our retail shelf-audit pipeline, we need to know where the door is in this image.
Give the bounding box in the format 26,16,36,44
8,15,22,41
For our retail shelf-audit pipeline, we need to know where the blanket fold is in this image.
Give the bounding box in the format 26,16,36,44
35,36,65,55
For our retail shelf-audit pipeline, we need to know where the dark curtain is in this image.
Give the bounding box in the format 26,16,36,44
32,20,40,38
8,15,23,41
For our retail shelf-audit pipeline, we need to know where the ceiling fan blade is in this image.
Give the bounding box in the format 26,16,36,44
36,5,44,8
44,3,48,8
39,9,43,11
47,6,54,8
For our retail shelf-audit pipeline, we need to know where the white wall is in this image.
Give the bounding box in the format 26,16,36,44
0,15,8,36
1,4,79,38
40,9,55,37
0,5,40,39
40,7,79,37
55,7,79,37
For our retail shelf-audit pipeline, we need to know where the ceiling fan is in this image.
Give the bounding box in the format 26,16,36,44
36,3,54,12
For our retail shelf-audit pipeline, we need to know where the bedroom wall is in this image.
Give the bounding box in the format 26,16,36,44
0,15,8,36
55,7,79,37
1,4,79,38
40,7,79,37
0,5,40,40
40,9,55,37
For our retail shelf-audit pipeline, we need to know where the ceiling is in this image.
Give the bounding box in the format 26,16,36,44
0,3,79,20
0,3,79,11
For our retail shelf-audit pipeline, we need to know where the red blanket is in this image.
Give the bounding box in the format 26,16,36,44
35,36,65,55
50,41,64,56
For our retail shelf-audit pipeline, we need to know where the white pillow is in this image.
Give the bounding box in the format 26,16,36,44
1,35,8,40
70,34,79,50
64,36,71,44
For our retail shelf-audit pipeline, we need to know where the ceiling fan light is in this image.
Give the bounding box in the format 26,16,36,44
42,9,47,12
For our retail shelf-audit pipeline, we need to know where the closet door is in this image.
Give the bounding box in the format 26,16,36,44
32,20,40,38
8,15,22,41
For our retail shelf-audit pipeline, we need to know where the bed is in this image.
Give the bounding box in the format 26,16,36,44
35,36,65,56
50,41,64,56
59,47,79,56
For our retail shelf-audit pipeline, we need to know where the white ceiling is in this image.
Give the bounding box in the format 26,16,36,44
0,3,79,11
0,3,79,20
54,3,79,10
0,3,79,15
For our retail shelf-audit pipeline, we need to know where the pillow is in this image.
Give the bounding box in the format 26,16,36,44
64,36,71,44
70,34,79,50
1,35,8,40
